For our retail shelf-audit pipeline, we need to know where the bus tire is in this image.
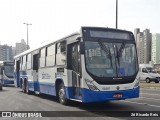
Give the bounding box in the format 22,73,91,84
20,79,23,88
58,83,68,105
22,80,26,93
146,78,150,83
26,80,32,95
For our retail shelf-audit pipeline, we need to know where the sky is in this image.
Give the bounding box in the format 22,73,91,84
0,0,160,48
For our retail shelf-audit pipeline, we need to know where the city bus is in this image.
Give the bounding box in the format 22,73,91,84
0,61,14,85
14,27,139,105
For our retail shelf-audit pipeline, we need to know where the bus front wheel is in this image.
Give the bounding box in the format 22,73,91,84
58,84,68,105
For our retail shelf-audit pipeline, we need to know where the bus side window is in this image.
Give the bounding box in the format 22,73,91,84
40,48,46,68
26,54,32,69
46,44,55,66
56,41,66,65
22,56,26,70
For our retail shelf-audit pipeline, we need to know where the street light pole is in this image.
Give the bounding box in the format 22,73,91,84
116,0,118,29
23,23,32,49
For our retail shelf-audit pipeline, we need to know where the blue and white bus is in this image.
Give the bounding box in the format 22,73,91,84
14,27,139,105
0,61,14,85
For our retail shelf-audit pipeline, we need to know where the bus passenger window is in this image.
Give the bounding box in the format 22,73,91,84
46,44,55,66
40,48,46,67
56,41,66,65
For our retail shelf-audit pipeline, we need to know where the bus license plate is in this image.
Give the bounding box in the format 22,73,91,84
113,93,122,98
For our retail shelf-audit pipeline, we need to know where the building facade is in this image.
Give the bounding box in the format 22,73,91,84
0,44,13,61
151,34,160,64
134,28,152,64
15,39,29,55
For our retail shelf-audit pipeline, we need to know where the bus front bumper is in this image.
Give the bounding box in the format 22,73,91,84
81,86,140,103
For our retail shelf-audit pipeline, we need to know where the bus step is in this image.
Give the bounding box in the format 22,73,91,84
70,98,82,102
35,91,40,94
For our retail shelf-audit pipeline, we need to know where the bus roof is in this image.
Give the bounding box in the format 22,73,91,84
14,26,133,59
14,32,80,59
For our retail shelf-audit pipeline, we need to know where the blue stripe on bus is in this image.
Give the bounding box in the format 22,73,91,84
39,82,56,96
28,81,56,96
66,86,139,102
28,80,39,92
3,79,14,84
26,80,139,103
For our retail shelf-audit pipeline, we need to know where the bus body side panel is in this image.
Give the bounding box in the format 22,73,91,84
38,67,57,96
26,70,39,92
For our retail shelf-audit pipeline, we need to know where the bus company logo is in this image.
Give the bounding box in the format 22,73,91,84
116,86,120,90
2,112,11,117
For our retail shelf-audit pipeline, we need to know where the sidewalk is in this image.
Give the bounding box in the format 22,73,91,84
140,82,160,89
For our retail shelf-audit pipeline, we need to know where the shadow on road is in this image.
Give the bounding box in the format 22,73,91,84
22,92,136,118
0,89,8,92
3,84,15,87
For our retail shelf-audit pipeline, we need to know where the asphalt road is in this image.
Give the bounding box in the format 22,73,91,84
0,85,160,120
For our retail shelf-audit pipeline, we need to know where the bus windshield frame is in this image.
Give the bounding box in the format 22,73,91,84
81,28,138,84
3,62,14,78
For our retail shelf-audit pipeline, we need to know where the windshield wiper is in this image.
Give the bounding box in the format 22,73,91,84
116,41,125,65
98,40,113,67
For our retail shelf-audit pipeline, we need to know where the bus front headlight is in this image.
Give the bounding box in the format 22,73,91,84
85,79,99,91
134,78,140,88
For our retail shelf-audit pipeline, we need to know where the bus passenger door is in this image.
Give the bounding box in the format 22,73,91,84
33,54,39,91
0,66,3,87
15,60,20,87
71,43,81,97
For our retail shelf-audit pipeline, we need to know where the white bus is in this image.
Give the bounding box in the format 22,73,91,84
14,27,139,105
0,61,14,86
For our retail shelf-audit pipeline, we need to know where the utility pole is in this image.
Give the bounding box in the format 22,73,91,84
23,23,32,49
116,0,118,29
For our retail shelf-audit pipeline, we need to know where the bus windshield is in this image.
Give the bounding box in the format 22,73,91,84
4,65,14,78
84,41,138,77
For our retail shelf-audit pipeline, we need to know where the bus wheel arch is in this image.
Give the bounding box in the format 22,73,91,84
55,79,68,105
55,79,64,97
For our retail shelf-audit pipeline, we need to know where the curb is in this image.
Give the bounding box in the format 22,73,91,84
140,85,160,90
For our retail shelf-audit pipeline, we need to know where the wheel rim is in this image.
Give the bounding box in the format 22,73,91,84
59,88,65,103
